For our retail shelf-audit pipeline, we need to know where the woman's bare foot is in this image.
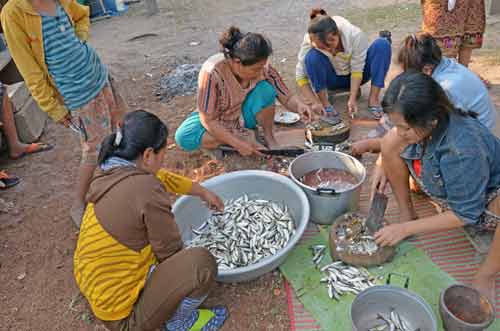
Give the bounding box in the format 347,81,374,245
472,273,496,308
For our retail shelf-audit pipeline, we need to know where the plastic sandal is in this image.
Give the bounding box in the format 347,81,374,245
190,306,229,331
367,106,383,120
165,306,229,331
11,142,54,160
0,171,20,189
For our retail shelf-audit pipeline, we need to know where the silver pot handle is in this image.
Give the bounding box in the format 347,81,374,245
386,272,410,289
316,187,338,196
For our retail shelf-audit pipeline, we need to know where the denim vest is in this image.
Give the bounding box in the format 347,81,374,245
401,113,500,225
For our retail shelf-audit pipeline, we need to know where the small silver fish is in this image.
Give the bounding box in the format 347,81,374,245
313,257,376,302
188,196,295,270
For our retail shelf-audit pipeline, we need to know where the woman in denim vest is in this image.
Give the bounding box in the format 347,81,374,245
373,72,500,302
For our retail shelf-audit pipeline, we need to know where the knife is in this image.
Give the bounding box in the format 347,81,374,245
218,145,305,157
365,192,389,234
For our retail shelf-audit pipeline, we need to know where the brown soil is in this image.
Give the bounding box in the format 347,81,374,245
1,0,500,330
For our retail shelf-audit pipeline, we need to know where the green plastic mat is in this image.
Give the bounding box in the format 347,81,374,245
280,230,455,331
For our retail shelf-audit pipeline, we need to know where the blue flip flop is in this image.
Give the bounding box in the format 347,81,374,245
367,106,383,120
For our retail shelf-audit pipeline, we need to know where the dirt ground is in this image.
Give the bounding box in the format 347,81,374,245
1,0,500,330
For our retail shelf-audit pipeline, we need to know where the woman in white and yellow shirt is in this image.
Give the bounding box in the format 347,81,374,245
296,8,392,119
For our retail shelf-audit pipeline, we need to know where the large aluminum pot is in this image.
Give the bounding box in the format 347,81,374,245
288,151,366,224
351,274,438,331
172,170,310,283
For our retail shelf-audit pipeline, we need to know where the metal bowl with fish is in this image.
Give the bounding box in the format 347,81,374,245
351,274,438,331
329,212,396,267
172,170,310,283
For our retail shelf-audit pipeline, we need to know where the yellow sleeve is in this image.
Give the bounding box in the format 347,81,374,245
1,8,68,122
156,169,193,195
296,77,310,87
351,72,363,79
67,0,90,41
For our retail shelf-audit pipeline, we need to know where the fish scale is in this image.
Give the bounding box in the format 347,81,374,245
188,195,296,269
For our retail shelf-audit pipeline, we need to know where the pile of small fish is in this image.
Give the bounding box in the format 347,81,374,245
188,195,296,269
335,214,379,256
310,245,376,300
369,309,418,331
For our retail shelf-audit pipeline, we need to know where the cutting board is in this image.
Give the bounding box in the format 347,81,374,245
273,128,306,149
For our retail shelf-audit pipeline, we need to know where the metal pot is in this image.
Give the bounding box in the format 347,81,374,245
288,151,366,224
351,274,438,331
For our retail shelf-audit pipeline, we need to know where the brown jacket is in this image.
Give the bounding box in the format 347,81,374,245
87,166,183,262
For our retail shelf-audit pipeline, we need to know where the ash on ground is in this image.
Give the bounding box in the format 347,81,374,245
158,63,201,102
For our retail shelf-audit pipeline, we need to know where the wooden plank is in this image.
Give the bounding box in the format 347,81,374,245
274,129,306,149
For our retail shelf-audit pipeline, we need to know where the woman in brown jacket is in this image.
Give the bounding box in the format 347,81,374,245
74,110,228,331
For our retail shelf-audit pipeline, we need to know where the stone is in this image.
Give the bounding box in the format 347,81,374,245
14,97,48,143
7,82,31,113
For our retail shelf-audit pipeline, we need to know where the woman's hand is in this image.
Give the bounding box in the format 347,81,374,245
351,141,369,157
311,103,326,117
296,102,313,123
235,140,264,157
347,97,358,116
58,113,73,128
374,223,409,247
199,188,225,212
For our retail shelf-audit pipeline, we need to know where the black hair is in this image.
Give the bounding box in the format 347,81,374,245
397,32,442,72
307,16,338,45
98,110,168,165
382,71,457,132
310,8,328,20
219,26,273,66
